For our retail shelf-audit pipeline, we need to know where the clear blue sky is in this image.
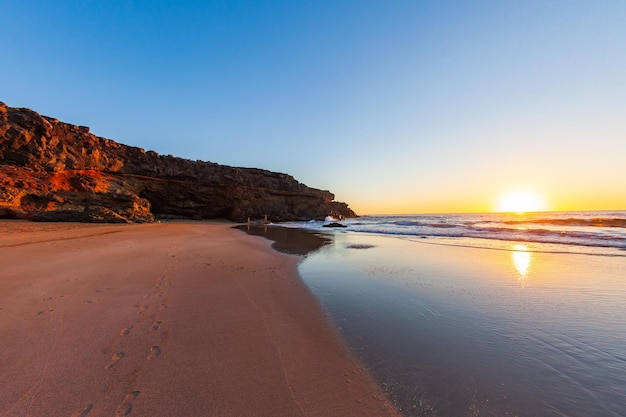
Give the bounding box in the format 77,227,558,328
2,1,625,213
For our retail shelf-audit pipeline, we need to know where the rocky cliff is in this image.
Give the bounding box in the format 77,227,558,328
0,102,356,223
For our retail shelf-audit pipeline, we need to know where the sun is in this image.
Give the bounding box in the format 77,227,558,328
495,189,548,214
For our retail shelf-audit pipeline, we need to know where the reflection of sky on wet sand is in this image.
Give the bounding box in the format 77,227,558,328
296,232,626,417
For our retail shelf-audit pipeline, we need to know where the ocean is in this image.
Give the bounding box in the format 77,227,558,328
280,210,626,254
246,210,626,417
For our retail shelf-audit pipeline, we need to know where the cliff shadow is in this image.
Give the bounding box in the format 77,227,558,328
234,225,332,256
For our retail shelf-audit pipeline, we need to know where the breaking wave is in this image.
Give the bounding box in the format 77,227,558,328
279,211,626,252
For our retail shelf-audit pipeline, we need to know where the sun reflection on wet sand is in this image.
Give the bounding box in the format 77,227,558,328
257,229,626,417
512,244,532,281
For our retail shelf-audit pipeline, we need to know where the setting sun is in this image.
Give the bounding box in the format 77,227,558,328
495,189,548,213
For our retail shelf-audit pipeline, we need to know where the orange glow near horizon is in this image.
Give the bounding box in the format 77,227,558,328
349,187,624,215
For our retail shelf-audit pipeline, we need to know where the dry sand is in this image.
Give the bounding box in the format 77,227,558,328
0,220,400,417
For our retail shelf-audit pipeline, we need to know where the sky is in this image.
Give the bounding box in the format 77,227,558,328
2,1,625,214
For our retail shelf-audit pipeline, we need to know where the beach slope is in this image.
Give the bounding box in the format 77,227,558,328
0,221,399,417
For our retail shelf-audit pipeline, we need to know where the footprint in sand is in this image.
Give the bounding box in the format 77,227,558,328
36,309,54,316
105,352,125,369
150,321,162,332
115,391,140,417
137,305,148,314
70,404,93,417
154,275,170,288
148,346,161,360
158,303,168,311
155,275,168,287
119,326,133,336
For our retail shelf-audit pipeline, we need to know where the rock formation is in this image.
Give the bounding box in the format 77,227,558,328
0,102,356,223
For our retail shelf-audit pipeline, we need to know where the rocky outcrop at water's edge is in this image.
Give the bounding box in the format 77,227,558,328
0,102,356,223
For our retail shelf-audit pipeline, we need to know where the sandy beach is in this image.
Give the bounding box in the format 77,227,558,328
0,221,400,417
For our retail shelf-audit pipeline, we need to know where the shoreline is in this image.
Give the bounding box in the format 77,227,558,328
0,220,401,416
275,225,626,417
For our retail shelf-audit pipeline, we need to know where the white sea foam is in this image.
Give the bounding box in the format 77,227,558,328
279,211,626,253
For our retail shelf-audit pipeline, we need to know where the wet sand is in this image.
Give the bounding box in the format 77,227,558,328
294,231,626,417
0,220,400,417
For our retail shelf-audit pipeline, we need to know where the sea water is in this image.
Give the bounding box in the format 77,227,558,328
271,211,626,416
281,210,626,253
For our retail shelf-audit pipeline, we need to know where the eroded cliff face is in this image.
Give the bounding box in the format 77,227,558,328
0,102,356,223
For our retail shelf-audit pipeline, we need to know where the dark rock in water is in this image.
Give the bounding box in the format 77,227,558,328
346,243,375,249
0,102,357,223
323,222,347,228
